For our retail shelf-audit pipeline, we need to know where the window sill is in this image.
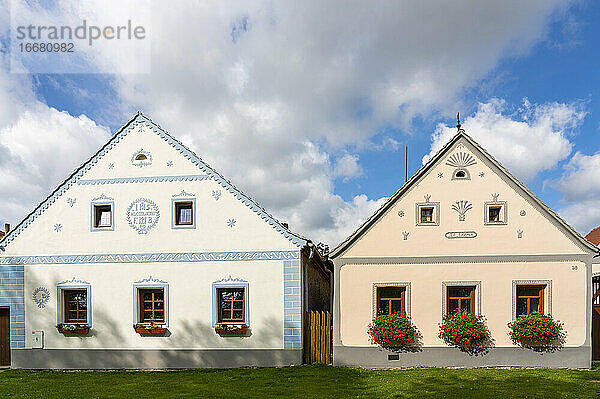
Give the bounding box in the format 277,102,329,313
57,324,90,335
214,324,248,336
134,323,167,335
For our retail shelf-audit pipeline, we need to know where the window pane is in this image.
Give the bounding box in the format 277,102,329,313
155,302,163,309
180,208,192,223
232,290,244,300
143,292,152,301
378,300,390,315
220,290,232,300
221,301,231,310
448,299,459,314
390,300,403,314
489,207,501,222
517,286,542,297
461,299,472,313
516,298,528,316
232,301,243,310
530,298,541,313
143,311,153,320
99,211,111,227
378,287,404,299
232,310,243,320
143,302,153,310
448,286,473,298
421,207,434,223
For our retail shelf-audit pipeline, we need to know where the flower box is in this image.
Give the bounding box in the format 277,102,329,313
214,324,248,336
57,324,90,335
133,323,167,335
438,311,490,351
508,313,564,348
367,313,418,348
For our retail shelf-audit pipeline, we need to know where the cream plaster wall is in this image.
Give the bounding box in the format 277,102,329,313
339,261,587,347
25,260,286,349
343,140,585,258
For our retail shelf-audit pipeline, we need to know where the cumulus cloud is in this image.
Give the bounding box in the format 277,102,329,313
552,152,600,235
0,0,579,246
333,154,363,182
424,98,585,182
0,49,111,225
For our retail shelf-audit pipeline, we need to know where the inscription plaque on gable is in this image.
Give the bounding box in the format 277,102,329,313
127,198,160,234
445,231,477,239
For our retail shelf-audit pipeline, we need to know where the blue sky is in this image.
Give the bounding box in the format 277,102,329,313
1,1,599,245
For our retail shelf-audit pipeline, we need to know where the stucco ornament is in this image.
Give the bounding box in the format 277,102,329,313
127,198,160,234
131,149,153,168
451,200,473,222
32,287,50,308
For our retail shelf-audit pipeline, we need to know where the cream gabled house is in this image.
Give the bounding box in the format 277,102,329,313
0,113,330,369
331,128,599,368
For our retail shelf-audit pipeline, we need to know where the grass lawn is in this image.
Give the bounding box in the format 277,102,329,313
1,364,599,398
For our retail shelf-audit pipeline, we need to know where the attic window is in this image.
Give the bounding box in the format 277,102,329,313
92,203,114,231
415,202,440,226
452,168,470,180
172,198,196,229
484,201,508,225
135,154,148,161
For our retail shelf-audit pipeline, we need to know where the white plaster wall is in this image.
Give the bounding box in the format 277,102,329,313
339,261,587,347
4,123,298,256
25,260,286,349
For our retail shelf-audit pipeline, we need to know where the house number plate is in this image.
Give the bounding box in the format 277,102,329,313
445,231,477,239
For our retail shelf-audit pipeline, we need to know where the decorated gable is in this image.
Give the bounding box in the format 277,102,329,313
334,133,595,258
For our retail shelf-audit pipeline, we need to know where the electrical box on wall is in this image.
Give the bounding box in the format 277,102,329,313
31,331,43,349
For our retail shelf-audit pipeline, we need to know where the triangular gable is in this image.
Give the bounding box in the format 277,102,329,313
0,112,307,249
331,130,598,257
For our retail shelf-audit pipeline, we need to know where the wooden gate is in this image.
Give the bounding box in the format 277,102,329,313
304,311,332,364
0,308,10,367
593,277,600,361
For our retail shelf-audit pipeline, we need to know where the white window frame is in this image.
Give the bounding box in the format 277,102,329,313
212,278,249,327
484,201,508,225
133,277,169,328
511,280,552,321
171,198,196,229
441,281,481,318
91,201,114,231
57,281,92,326
415,202,440,226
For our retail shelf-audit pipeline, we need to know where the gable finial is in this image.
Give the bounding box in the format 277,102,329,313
456,112,461,131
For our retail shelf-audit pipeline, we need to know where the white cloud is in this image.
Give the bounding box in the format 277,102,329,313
0,1,580,246
333,154,363,182
0,49,111,225
552,152,600,235
424,98,585,182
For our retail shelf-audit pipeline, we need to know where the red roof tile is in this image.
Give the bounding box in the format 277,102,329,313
585,226,600,246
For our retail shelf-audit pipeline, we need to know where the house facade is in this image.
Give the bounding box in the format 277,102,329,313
331,129,599,368
0,113,330,369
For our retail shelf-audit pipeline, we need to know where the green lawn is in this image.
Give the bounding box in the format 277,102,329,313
1,365,599,398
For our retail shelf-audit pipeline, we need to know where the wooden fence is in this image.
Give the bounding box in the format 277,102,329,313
304,310,332,364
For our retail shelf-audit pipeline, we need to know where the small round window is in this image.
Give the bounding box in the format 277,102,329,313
135,153,148,161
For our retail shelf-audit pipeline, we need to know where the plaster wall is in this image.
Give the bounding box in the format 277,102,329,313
25,260,286,349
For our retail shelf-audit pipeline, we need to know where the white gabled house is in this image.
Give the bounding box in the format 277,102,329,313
0,113,331,369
